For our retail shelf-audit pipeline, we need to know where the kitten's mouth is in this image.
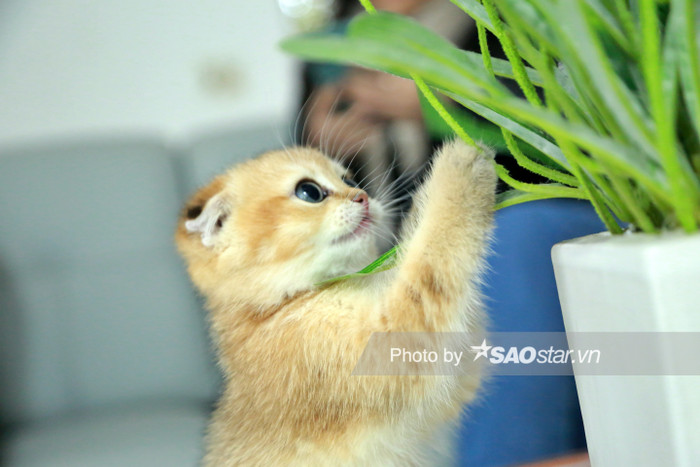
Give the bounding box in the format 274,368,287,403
353,215,372,235
335,214,373,243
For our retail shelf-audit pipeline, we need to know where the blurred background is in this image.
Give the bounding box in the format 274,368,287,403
0,0,296,147
0,1,598,466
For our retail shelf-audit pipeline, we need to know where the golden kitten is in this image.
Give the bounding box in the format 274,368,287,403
175,140,496,466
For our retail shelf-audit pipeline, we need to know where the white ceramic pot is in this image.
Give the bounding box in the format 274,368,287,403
551,231,700,467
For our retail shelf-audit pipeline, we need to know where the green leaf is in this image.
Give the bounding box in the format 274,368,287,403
444,92,570,169
465,51,544,86
281,35,492,99
413,74,477,145
655,0,700,230
449,0,493,30
498,0,648,147
496,0,561,54
495,189,580,209
553,62,581,103
281,0,699,237
283,20,670,201
346,12,505,94
419,92,508,150
450,90,669,195
612,0,640,48
676,0,700,139
317,246,398,286
584,0,634,55
551,0,656,151
555,138,625,234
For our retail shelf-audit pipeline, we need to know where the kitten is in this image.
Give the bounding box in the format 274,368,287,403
175,140,496,466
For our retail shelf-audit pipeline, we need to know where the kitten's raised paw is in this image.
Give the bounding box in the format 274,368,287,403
432,139,497,191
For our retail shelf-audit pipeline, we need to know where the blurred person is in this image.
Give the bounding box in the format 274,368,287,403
299,0,474,215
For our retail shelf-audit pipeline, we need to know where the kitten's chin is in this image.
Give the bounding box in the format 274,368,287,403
311,235,378,282
315,205,388,281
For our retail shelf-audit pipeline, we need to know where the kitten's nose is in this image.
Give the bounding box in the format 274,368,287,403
353,192,369,207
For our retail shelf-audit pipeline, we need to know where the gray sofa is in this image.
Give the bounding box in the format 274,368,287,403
0,124,286,466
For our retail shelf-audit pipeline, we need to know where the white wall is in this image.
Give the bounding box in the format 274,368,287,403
0,0,297,146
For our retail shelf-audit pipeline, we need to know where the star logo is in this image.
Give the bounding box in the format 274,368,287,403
470,339,492,361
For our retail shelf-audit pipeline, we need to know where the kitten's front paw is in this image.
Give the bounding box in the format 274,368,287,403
433,139,497,196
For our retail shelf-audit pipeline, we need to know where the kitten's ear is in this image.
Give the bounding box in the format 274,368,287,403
184,192,230,247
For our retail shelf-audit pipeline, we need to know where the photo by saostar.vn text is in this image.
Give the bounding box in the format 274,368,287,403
387,339,600,366
353,332,700,376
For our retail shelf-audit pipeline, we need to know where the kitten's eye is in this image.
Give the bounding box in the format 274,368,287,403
295,180,326,203
343,178,359,188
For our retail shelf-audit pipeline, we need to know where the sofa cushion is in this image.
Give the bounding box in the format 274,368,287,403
0,138,218,425
2,402,208,467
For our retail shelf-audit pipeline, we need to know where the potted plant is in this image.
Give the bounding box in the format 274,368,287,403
282,0,700,464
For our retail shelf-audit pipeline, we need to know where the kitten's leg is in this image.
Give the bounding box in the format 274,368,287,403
381,139,497,332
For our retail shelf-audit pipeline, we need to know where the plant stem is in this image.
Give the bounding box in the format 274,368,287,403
642,0,698,231
585,170,631,223
358,0,376,14
477,22,492,74
481,0,542,108
494,165,587,200
413,77,476,146
680,0,700,138
608,174,658,233
477,20,578,187
559,139,624,233
613,0,640,52
502,131,579,186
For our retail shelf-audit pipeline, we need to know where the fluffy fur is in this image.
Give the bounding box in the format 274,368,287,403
175,140,497,466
